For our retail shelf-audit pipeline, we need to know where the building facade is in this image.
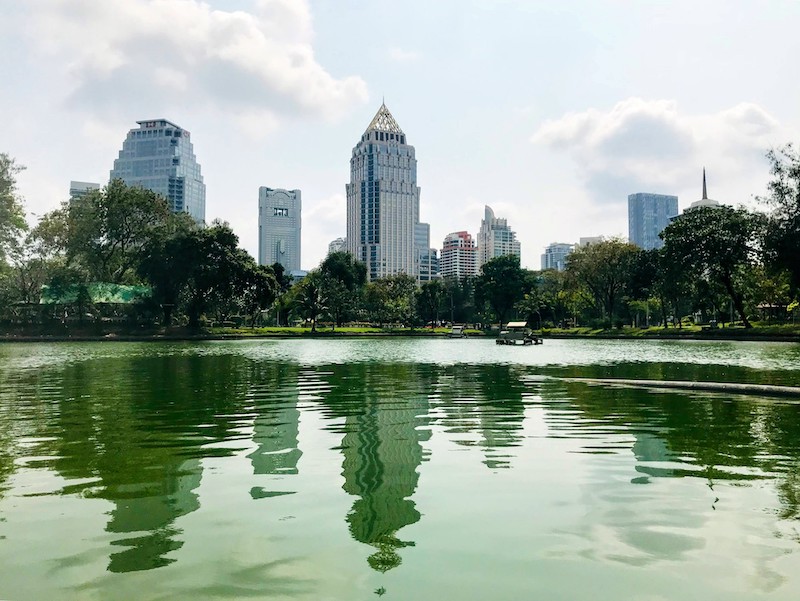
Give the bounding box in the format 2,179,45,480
110,119,206,222
477,205,521,270
258,187,301,272
627,192,678,250
440,231,478,279
414,223,440,282
346,103,428,281
540,242,574,271
328,237,347,255
69,181,100,202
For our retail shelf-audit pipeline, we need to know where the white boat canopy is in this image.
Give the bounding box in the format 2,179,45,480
505,321,528,328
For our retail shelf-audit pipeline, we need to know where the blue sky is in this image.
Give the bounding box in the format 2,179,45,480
2,0,799,269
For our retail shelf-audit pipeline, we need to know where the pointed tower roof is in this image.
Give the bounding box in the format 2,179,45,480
365,102,404,135
688,167,720,210
702,167,708,200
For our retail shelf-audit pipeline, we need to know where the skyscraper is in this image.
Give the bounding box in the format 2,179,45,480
477,205,521,270
346,103,427,281
627,192,678,250
540,242,574,271
110,119,206,222
258,187,301,272
440,231,478,279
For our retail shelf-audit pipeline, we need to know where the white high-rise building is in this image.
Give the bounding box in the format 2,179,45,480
346,102,427,281
328,237,347,255
441,231,478,279
541,242,574,271
477,205,521,270
258,187,301,272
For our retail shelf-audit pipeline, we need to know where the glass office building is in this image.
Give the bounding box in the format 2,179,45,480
627,192,678,250
110,119,206,223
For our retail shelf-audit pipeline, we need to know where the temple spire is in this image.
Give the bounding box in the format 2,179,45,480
702,168,708,200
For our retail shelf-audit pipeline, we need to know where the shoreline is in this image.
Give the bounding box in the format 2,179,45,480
1,330,799,343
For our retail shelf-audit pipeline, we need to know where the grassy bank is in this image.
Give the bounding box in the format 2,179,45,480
539,323,800,342
0,325,484,342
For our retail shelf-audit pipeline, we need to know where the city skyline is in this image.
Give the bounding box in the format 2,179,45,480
3,1,798,271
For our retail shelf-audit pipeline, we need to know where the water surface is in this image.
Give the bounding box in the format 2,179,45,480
1,338,800,599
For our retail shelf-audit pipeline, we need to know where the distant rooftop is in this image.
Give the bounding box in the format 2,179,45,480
135,119,182,130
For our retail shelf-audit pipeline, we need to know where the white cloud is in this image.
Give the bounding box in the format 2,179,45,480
532,98,781,205
388,47,422,62
303,192,346,268
27,0,368,123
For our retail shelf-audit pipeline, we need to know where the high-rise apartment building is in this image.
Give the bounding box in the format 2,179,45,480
477,205,521,270
541,242,574,271
110,119,206,222
346,103,428,281
258,187,301,272
628,192,678,250
441,231,478,279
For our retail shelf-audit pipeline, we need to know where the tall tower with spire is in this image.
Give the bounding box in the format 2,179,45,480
347,103,428,281
688,167,720,211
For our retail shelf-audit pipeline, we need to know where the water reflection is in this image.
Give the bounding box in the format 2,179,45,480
321,364,430,572
247,363,303,499
2,340,800,598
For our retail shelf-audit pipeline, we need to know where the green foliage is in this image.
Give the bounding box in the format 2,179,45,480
319,251,367,326
417,279,444,325
0,154,27,263
294,270,327,332
566,239,640,325
760,145,800,293
365,274,418,327
661,206,764,328
475,255,526,325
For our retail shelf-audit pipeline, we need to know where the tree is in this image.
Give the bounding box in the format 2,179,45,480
294,271,328,332
0,154,27,263
475,255,526,326
241,264,278,327
566,240,639,326
759,145,800,293
417,279,444,326
37,180,176,284
442,276,476,325
320,251,367,327
364,274,418,327
661,206,764,328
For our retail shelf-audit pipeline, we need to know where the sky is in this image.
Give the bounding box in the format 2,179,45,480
2,0,800,271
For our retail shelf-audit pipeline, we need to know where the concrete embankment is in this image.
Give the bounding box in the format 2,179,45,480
561,377,800,399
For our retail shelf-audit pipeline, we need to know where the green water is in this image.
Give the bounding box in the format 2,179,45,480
1,338,800,600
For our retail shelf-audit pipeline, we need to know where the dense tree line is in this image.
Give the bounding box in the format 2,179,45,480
2,146,800,332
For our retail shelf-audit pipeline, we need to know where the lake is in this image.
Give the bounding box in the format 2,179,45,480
1,338,800,600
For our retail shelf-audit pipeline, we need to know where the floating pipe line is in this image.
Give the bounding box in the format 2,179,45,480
559,378,800,399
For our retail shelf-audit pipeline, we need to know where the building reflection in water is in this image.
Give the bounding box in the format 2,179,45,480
247,363,303,499
429,365,527,469
322,364,431,572
50,354,256,573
